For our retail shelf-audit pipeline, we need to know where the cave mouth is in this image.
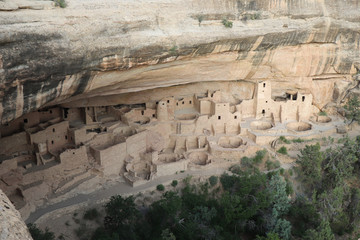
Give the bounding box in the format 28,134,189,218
250,121,273,130
287,122,312,132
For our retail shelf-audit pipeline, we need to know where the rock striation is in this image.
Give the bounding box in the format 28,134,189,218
0,0,360,124
0,189,33,240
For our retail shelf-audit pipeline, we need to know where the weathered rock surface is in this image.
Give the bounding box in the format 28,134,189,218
0,0,360,123
0,189,33,240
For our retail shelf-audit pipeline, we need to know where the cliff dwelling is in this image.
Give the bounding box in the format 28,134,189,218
0,80,347,219
1,0,360,238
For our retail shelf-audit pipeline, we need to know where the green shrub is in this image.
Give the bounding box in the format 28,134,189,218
288,169,293,176
319,111,327,116
285,179,294,195
52,0,66,8
83,208,99,221
254,150,267,164
266,160,281,170
171,180,178,187
197,15,204,26
27,223,55,240
209,176,218,187
279,168,285,175
241,156,252,166
251,13,261,20
157,184,165,191
74,223,87,238
230,164,242,174
222,19,233,28
279,136,291,144
292,138,304,143
277,146,288,155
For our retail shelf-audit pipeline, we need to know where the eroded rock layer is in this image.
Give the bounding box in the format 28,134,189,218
0,0,360,124
0,189,32,240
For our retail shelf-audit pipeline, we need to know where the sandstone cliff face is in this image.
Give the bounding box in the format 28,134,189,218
0,189,33,240
0,0,359,123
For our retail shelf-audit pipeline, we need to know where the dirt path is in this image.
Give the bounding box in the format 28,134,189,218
26,168,226,224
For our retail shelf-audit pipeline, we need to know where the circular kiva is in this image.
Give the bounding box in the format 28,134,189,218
287,122,312,131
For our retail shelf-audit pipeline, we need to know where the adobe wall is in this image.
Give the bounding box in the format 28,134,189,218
175,95,195,111
154,159,188,177
30,121,69,153
38,107,62,123
98,142,126,176
69,127,97,145
0,131,28,155
126,131,147,158
63,108,83,122
239,99,255,118
179,122,196,135
186,136,198,150
255,81,272,118
208,103,241,135
194,115,211,135
84,107,96,124
253,81,314,122
146,130,166,151
88,132,113,148
123,108,155,124
157,100,169,121
59,146,88,170
0,110,42,137
89,146,101,163
174,136,186,153
199,100,212,115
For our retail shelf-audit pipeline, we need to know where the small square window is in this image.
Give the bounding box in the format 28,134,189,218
52,128,55,132
234,116,237,119
218,116,221,120
23,119,28,123
167,100,170,103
